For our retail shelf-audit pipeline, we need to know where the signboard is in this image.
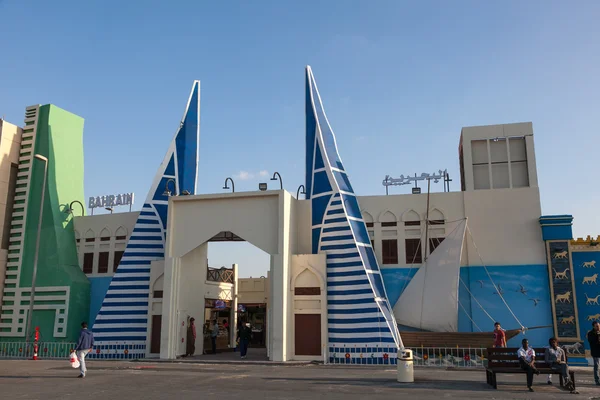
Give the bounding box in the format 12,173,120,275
215,300,226,309
258,183,267,191
412,187,421,194
89,193,134,209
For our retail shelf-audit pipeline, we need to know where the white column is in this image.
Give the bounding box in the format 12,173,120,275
231,263,238,348
160,256,180,359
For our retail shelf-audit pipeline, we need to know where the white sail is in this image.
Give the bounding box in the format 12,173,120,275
393,219,467,332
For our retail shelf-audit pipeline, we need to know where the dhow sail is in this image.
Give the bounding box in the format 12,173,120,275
393,219,467,332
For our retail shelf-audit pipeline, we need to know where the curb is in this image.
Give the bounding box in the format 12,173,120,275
131,359,319,367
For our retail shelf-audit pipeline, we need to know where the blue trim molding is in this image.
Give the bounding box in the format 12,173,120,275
539,215,573,241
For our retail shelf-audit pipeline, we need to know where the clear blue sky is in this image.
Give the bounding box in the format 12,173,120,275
1,1,598,277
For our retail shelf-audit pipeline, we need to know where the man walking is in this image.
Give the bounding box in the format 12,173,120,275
238,322,252,359
211,319,219,354
587,320,600,385
74,322,94,378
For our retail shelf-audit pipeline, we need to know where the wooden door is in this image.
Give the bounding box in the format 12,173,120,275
294,314,321,356
151,315,162,354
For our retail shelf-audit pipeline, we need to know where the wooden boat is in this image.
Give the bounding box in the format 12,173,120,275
392,218,550,349
399,326,550,348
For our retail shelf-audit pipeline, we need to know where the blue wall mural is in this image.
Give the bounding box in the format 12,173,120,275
571,249,600,356
382,265,554,348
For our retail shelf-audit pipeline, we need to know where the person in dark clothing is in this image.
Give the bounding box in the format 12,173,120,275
210,319,219,354
74,322,94,378
186,317,196,356
587,320,600,385
238,322,252,359
517,339,540,392
544,337,574,391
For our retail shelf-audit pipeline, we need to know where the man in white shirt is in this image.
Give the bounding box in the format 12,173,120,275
518,338,540,392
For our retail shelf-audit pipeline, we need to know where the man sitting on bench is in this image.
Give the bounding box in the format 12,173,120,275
545,337,575,391
518,338,540,392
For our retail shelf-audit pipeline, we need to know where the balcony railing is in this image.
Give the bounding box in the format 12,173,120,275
207,267,234,284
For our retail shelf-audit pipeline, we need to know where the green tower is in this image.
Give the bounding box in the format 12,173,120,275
0,104,89,342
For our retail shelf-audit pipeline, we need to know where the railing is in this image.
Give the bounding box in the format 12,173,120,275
328,346,487,368
207,267,234,284
409,347,487,368
0,342,76,359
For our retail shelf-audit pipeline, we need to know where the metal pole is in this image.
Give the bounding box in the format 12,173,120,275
424,178,431,262
25,154,48,342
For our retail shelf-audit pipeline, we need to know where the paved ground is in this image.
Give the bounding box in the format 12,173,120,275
0,359,599,399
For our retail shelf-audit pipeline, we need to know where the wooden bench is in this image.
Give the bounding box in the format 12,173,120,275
486,347,575,390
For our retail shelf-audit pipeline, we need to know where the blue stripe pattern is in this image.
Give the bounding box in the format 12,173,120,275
305,67,401,363
90,81,200,359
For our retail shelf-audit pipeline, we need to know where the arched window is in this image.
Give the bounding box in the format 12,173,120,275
362,211,374,228
402,209,420,226
115,226,128,241
294,268,321,296
84,229,95,243
379,211,397,227
99,227,111,242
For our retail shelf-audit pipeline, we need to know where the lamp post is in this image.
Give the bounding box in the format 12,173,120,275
65,200,85,216
296,185,306,199
223,177,235,193
270,172,283,190
163,178,177,197
25,154,48,343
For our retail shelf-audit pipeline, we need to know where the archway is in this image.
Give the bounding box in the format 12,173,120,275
161,191,296,362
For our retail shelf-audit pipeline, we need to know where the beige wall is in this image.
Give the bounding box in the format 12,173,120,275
0,119,22,298
293,186,546,269
238,277,269,304
73,211,138,275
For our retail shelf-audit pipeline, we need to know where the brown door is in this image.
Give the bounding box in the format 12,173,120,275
295,314,321,356
151,315,161,354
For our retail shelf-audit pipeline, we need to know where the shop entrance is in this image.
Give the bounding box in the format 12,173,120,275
237,303,267,348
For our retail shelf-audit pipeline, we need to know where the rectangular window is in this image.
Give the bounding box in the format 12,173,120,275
113,251,124,272
365,222,374,228
429,220,444,225
98,252,109,274
371,240,375,250
404,221,420,226
381,221,397,227
382,239,398,264
294,287,320,296
405,238,422,264
85,238,95,242
116,235,127,241
83,253,94,274
429,237,445,254
153,290,163,299
100,237,110,242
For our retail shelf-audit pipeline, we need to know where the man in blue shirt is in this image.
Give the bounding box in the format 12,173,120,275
74,322,94,378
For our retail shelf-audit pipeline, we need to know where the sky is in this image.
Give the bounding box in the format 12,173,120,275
0,1,599,278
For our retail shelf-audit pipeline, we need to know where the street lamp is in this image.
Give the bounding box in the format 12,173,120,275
65,200,85,216
271,172,283,190
163,178,177,197
25,154,48,342
223,177,235,193
296,185,306,199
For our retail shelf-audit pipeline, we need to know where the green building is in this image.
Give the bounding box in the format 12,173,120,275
0,104,89,342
